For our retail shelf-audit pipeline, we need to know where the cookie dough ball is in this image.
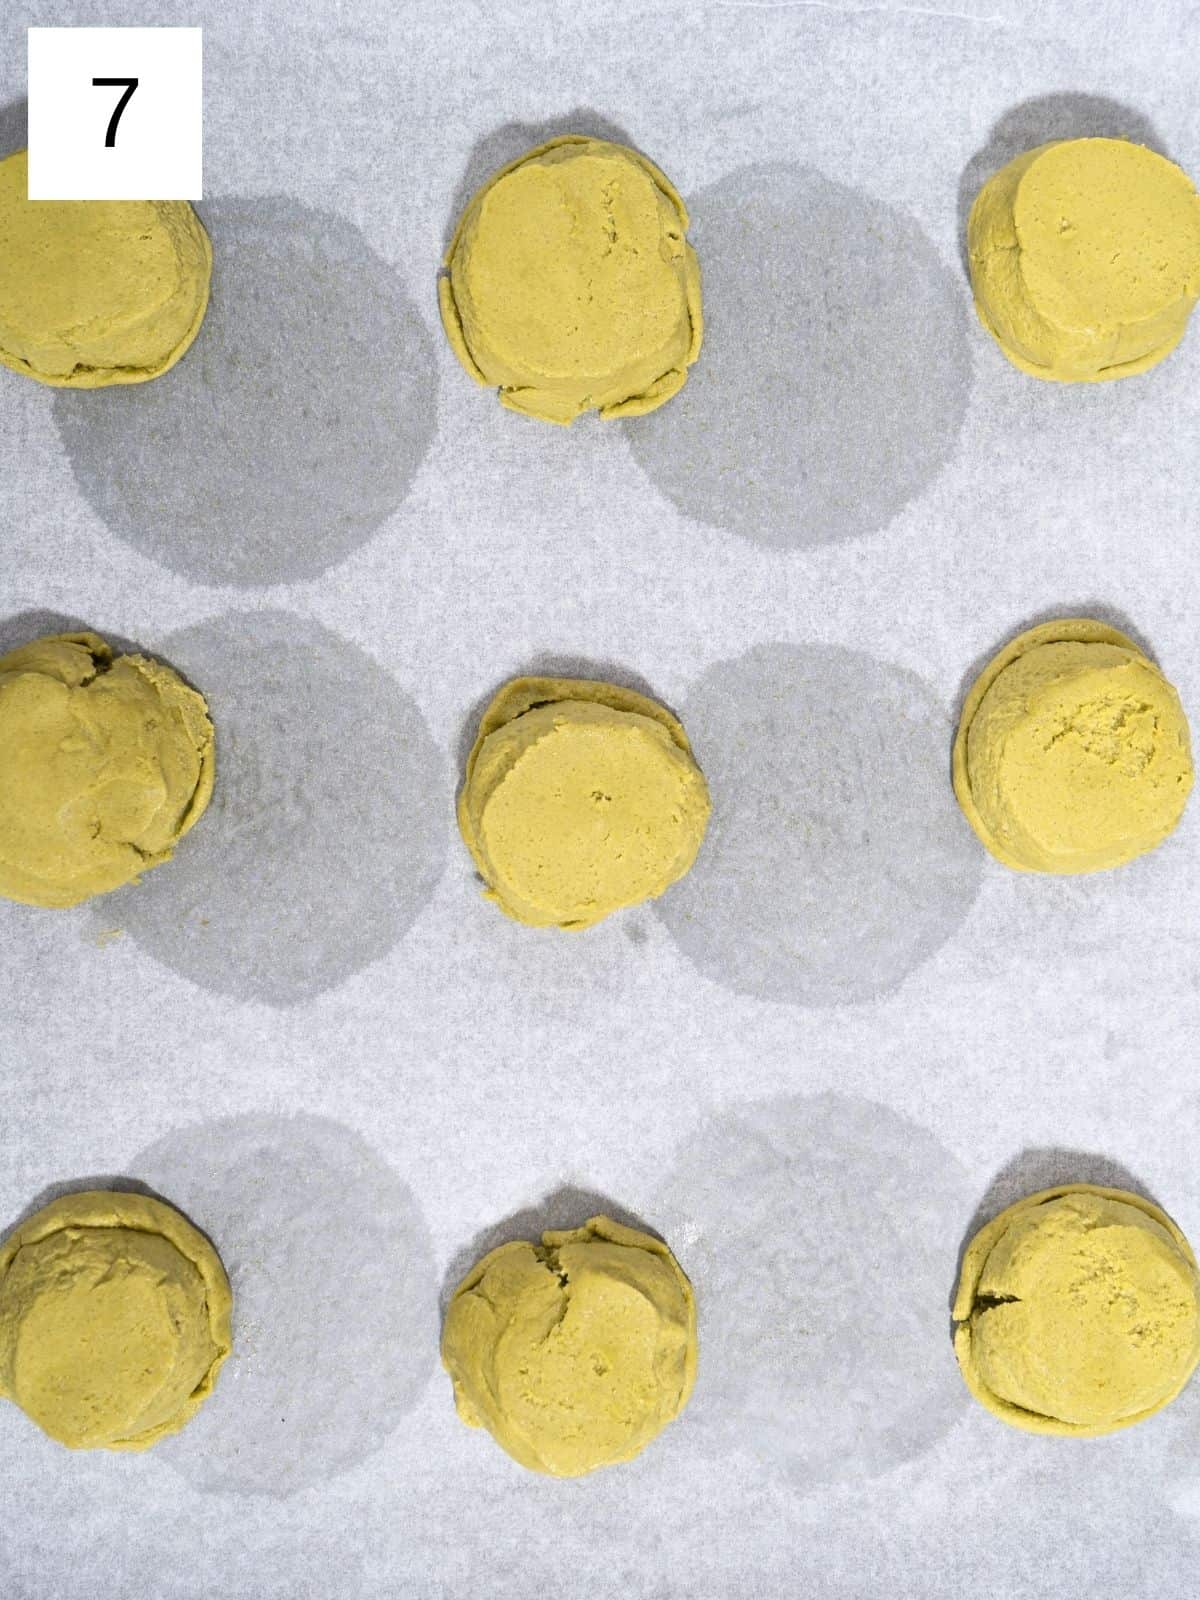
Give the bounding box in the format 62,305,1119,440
953,1185,1200,1435
459,676,711,929
439,135,702,424
0,631,215,907
0,150,211,387
953,618,1192,874
968,138,1200,381
0,1191,232,1450
442,1215,697,1476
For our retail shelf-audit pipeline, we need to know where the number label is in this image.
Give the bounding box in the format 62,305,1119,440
28,28,202,200
92,76,139,147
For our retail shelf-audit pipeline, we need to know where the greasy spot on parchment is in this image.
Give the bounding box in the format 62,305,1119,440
626,164,971,548
133,1113,437,1496
655,1092,972,1490
656,642,980,1004
109,610,446,1006
55,197,437,585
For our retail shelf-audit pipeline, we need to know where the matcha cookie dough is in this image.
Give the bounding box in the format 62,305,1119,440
442,1215,697,1476
953,618,1193,874
968,137,1200,381
953,1184,1200,1436
459,676,711,929
0,150,211,387
439,135,702,423
0,1190,232,1450
0,631,215,907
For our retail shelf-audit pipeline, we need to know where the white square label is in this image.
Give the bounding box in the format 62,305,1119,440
27,27,202,200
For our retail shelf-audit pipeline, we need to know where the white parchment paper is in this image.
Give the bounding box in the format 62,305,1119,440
2,2,1200,1596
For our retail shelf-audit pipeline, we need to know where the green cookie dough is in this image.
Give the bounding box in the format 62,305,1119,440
439,135,702,424
953,1184,1200,1436
458,676,711,929
968,138,1200,382
0,631,214,907
0,1190,232,1450
953,618,1193,875
442,1215,697,1476
0,149,211,387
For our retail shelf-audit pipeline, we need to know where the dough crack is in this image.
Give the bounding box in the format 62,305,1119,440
534,1243,569,1290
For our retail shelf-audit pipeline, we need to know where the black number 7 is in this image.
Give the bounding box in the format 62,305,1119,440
92,77,139,148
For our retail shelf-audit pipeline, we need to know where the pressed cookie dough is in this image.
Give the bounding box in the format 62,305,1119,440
0,1191,232,1450
442,1215,697,1476
439,135,702,423
968,137,1200,381
953,1184,1200,1436
953,618,1193,874
0,150,211,387
459,676,711,929
0,631,215,907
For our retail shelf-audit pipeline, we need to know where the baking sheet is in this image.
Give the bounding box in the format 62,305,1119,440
3,1,1200,1595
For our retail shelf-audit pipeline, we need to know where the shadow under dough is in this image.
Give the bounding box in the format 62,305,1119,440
454,653,677,776
953,1145,1162,1310
0,610,207,700
956,92,1169,277
0,98,26,156
0,1172,205,1250
53,196,438,588
441,107,636,253
953,600,1160,718
440,1183,660,1319
0,609,93,660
